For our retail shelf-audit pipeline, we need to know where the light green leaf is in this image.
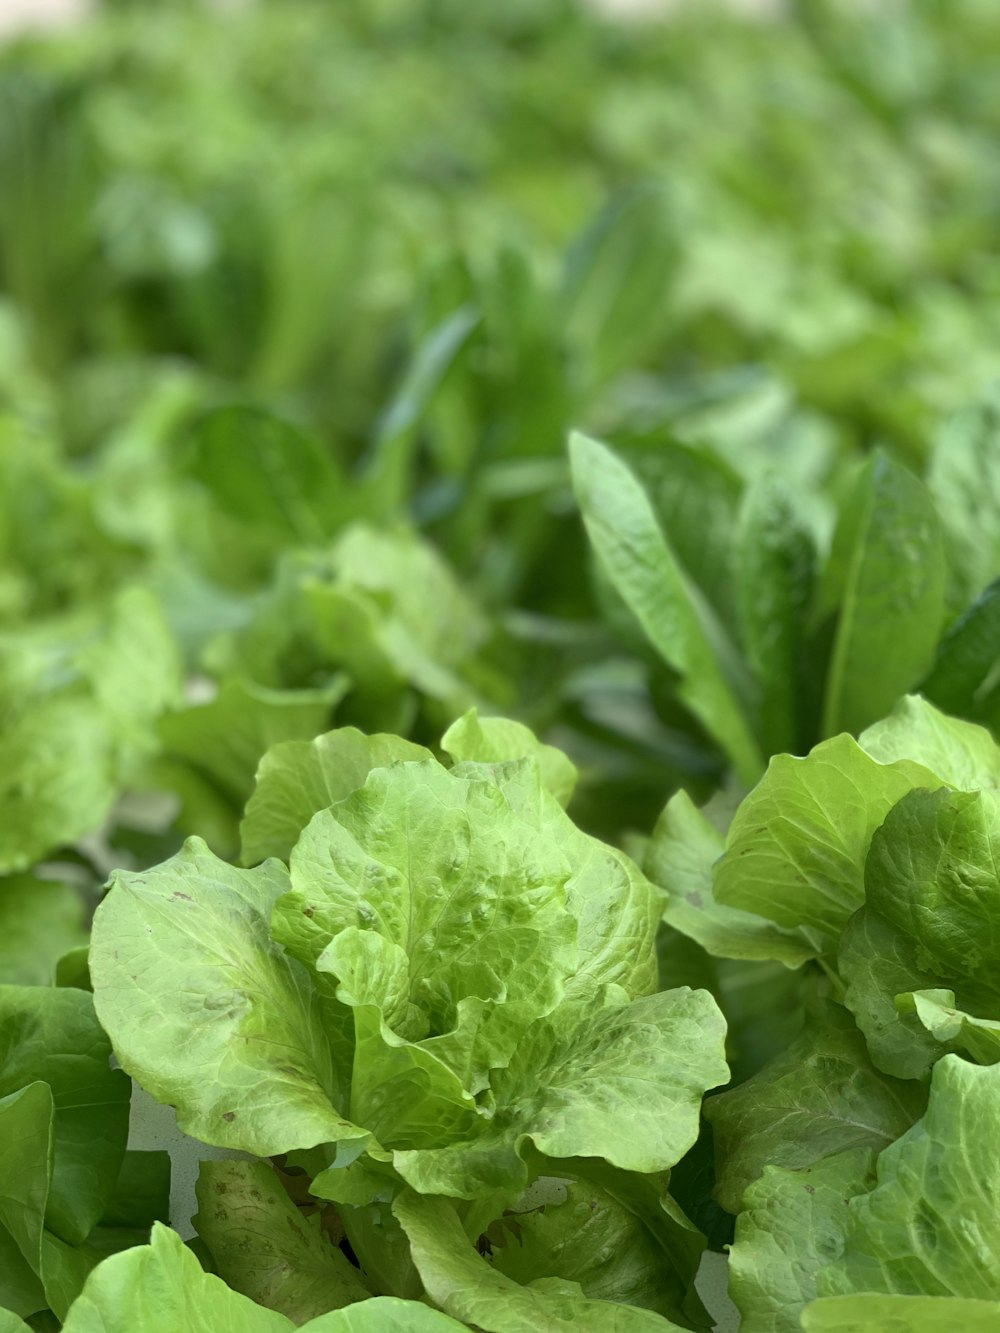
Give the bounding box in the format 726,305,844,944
60,1222,292,1333
728,1148,876,1333
713,734,934,940
304,525,489,711
394,1191,689,1331
841,786,1000,1078
569,432,763,786
0,877,86,986
241,728,431,866
0,986,130,1245
90,838,366,1158
899,989,1000,1065
0,697,114,875
55,1222,462,1330
562,187,678,387
281,758,579,1095
817,1057,1000,1300
77,585,182,762
821,452,945,737
706,1003,925,1214
306,1299,467,1331
803,1294,1000,1332
393,985,728,1199
858,695,1000,791
441,709,578,808
645,791,815,966
0,1309,31,1332
626,439,743,637
159,676,348,810
193,1160,370,1321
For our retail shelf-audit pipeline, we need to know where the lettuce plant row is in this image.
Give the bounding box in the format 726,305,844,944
4,2,1000,1330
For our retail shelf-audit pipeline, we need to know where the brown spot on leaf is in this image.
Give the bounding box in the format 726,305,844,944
222,1111,236,1122
171,891,193,901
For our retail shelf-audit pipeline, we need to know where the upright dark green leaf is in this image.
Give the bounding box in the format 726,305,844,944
570,433,763,786
821,453,945,737
922,578,1000,719
0,987,131,1246
187,407,344,548
735,473,817,755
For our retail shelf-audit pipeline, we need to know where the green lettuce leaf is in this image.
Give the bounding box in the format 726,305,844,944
840,785,1000,1078
0,1082,109,1319
486,1170,705,1326
706,1003,925,1213
193,1160,371,1320
819,452,945,737
90,839,367,1157
56,1220,462,1331
392,984,728,1199
394,1190,690,1331
816,1056,1000,1301
927,386,1000,608
0,877,86,986
280,754,664,1106
897,989,1000,1065
0,986,130,1245
645,790,815,967
60,1221,291,1331
302,524,491,715
441,709,578,808
159,676,348,812
727,1148,876,1333
240,729,431,866
802,1294,1000,1332
0,697,114,875
186,406,345,551
734,471,816,757
569,431,763,786
280,757,580,1101
713,734,934,942
858,694,1000,788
